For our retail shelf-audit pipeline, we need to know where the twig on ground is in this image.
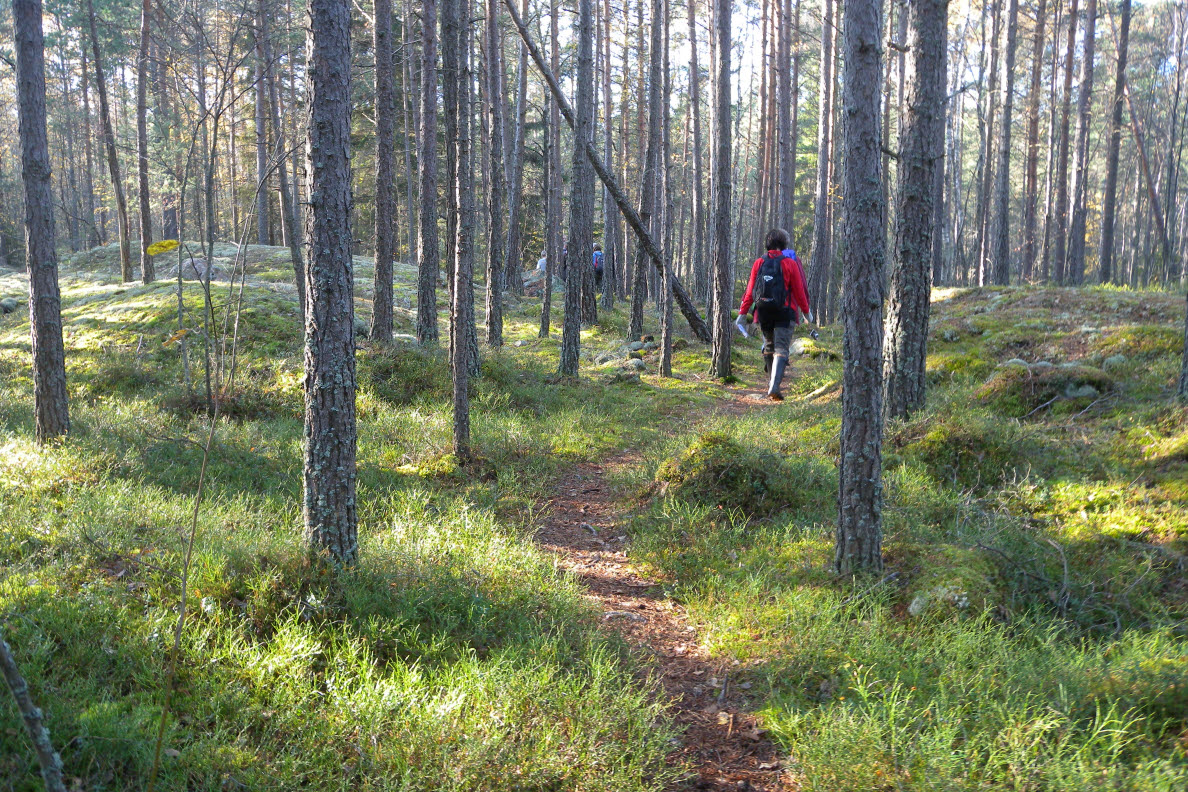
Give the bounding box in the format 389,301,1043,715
1023,396,1061,418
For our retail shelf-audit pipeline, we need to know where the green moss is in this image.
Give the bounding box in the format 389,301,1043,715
893,413,1050,490
977,363,1113,417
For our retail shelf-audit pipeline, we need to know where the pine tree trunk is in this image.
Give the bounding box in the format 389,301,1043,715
504,0,530,296
836,0,885,575
1099,0,1131,285
542,0,561,338
16,0,69,444
303,0,357,566
451,0,478,452
416,0,440,343
86,0,132,282
1067,0,1098,285
1021,0,1048,281
884,0,946,421
485,0,506,346
974,0,1001,286
709,0,732,378
136,0,154,283
255,54,270,246
80,47,100,247
372,0,396,342
807,0,835,317
659,0,674,377
689,0,708,303
1052,0,1080,285
990,0,1019,285
561,0,596,375
776,0,792,227
629,0,664,342
601,0,618,310
261,5,306,322
789,0,801,235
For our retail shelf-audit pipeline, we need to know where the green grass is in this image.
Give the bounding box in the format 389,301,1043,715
2,254,1186,792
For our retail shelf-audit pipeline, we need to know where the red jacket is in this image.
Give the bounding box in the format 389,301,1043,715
738,250,811,320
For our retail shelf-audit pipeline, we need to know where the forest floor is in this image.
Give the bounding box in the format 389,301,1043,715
1,243,1187,791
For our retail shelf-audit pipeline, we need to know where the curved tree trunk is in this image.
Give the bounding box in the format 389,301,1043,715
836,0,886,575
16,0,69,444
303,0,357,566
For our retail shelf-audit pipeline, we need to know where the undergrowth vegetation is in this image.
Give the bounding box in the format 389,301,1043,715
2,251,1186,792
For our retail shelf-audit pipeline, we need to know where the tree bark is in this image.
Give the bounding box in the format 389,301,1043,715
372,0,396,343
1067,0,1098,285
16,0,69,444
1099,0,1131,284
303,0,357,566
776,0,792,227
80,46,100,247
451,0,478,453
1052,0,1080,285
542,0,561,338
601,0,617,310
990,0,1019,285
136,0,154,283
709,0,732,377
1021,0,1048,281
86,0,132,282
504,0,530,297
1,626,66,792
255,43,270,246
689,0,707,304
884,0,947,420
561,0,596,375
416,0,440,343
260,5,306,322
974,0,1001,286
836,0,886,576
485,0,506,347
807,0,835,317
629,0,664,341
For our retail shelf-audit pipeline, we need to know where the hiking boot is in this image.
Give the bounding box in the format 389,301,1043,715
767,355,788,400
763,353,773,374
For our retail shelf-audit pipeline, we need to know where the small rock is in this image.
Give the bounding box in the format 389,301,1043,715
1001,358,1028,367
627,341,645,351
628,358,647,371
603,610,645,623
515,339,527,347
628,351,643,360
0,297,20,314
942,328,960,342
1032,360,1055,369
789,338,811,356
642,341,658,351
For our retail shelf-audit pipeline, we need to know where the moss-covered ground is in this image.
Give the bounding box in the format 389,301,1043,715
1,247,1186,790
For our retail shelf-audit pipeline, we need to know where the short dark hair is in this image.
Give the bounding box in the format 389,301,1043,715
593,243,602,252
765,228,790,250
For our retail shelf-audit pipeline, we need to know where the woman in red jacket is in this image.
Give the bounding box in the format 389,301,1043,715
737,228,812,400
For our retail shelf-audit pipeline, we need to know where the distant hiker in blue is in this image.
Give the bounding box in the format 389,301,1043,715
593,244,605,286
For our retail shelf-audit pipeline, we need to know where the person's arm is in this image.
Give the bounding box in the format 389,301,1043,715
738,258,761,316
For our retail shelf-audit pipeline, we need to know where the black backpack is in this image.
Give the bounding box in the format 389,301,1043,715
754,254,787,312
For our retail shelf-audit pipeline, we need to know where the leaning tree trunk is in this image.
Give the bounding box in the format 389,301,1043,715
303,0,357,566
1067,0,1098,285
16,0,69,444
485,0,506,346
136,0,154,283
836,0,886,575
990,0,1019,285
86,0,131,282
807,0,835,317
709,0,732,378
1099,0,1131,284
372,0,396,343
1021,0,1048,281
560,0,596,376
884,0,947,420
1052,0,1080,285
416,0,440,343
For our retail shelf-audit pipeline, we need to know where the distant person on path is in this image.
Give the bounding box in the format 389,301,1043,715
593,243,604,286
537,251,547,273
736,228,812,401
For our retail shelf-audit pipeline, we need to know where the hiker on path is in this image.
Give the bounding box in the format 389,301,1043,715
736,228,812,401
593,244,604,286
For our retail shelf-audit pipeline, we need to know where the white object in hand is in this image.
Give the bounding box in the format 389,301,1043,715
734,315,749,338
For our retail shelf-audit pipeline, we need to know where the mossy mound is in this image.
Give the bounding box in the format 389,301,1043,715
358,343,449,406
927,351,995,382
893,414,1049,490
976,363,1113,417
654,431,834,517
1090,325,1182,362
896,544,1000,619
